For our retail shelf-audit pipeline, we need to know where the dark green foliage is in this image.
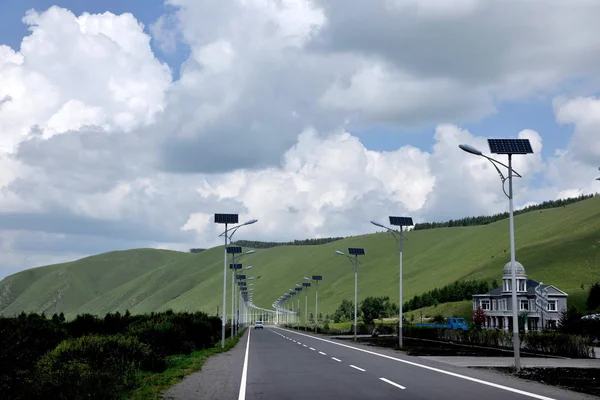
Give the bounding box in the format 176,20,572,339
413,194,594,231
34,335,162,400
524,333,594,358
232,236,346,248
127,311,221,357
586,282,600,312
0,310,222,400
558,306,583,334
189,248,206,253
404,279,492,312
333,299,355,323
0,312,68,399
431,313,445,324
360,296,398,324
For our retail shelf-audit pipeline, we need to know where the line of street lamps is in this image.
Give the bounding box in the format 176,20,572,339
272,274,322,332
212,139,589,370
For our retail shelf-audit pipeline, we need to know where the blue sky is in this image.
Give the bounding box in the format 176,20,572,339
0,0,572,162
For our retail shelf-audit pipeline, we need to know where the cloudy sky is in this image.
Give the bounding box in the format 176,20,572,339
1,0,599,279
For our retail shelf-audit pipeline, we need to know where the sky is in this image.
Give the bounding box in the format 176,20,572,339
1,0,600,279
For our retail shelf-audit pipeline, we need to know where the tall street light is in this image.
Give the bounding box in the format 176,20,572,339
596,166,600,181
371,217,413,348
459,138,533,371
235,265,254,335
311,275,323,333
335,248,365,341
303,279,311,331
295,286,302,330
215,214,257,347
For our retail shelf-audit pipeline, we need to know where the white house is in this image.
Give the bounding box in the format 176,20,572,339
472,261,568,332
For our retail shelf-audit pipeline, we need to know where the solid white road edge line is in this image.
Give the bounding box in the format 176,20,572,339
350,365,366,372
380,377,406,390
331,357,342,362
238,329,251,400
273,328,555,400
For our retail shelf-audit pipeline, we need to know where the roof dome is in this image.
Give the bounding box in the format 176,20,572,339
503,261,526,276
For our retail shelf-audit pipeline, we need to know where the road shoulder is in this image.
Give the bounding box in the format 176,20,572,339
163,330,248,400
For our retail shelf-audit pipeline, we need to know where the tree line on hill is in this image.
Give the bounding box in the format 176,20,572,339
403,279,495,312
413,194,595,231
231,237,346,249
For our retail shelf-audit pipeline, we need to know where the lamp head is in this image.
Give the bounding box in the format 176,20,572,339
459,144,483,156
370,220,385,228
335,250,344,256
245,265,253,270
245,250,256,254
304,276,310,280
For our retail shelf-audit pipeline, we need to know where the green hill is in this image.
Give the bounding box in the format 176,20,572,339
1,196,600,319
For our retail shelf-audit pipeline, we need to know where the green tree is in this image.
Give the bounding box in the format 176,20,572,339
558,305,583,334
333,299,354,323
586,282,600,313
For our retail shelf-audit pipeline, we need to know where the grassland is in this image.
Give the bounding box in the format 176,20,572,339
1,196,600,319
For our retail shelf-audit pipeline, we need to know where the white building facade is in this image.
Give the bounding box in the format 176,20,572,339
472,262,568,332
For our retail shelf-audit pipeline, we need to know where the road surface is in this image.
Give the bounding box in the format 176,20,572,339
237,327,593,400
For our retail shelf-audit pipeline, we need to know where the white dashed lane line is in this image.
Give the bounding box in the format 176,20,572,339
331,357,342,362
379,378,406,390
319,351,327,356
350,365,365,372
309,347,316,351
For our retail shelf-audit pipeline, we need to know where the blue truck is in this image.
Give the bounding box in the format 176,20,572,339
416,317,468,330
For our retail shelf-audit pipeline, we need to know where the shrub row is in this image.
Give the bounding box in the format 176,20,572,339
403,326,595,358
0,310,223,400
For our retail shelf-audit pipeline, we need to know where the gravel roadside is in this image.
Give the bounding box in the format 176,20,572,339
163,330,249,400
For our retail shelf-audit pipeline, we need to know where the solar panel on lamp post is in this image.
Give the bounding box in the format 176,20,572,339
303,279,311,331
459,138,533,371
371,216,413,348
311,275,323,333
336,248,365,341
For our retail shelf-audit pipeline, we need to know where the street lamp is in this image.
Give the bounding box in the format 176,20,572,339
335,248,365,341
311,275,323,333
295,286,303,330
214,214,257,348
303,279,311,331
371,217,413,348
459,138,533,371
596,166,600,181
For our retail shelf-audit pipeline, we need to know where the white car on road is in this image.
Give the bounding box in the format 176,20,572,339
255,321,264,329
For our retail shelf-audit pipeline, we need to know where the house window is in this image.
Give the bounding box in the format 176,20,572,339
480,300,490,310
518,280,526,292
519,300,529,311
547,300,557,312
503,280,512,291
492,300,497,311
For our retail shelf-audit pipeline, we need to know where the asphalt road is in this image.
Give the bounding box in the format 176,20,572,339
239,327,594,400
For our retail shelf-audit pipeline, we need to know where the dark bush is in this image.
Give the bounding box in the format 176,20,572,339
0,313,67,400
34,334,165,400
524,333,595,358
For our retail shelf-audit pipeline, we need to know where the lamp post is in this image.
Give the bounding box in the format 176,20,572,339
596,166,600,181
215,215,257,348
295,286,302,330
303,279,311,331
335,248,365,341
311,275,323,333
459,138,534,371
371,217,413,348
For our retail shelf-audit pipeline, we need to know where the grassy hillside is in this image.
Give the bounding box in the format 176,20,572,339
1,196,600,319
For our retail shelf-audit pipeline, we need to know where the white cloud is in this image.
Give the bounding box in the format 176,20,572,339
2,1,600,278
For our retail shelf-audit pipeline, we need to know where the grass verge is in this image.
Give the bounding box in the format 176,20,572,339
125,328,246,400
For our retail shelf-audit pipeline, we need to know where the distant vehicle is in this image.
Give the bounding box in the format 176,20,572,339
255,321,264,329
416,317,468,330
581,314,600,320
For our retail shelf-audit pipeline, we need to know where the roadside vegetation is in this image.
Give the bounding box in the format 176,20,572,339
0,310,236,400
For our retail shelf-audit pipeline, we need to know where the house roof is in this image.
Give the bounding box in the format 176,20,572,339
472,279,568,297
